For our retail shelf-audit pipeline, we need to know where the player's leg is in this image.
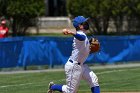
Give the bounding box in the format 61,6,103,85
82,64,100,93
47,61,83,93
62,61,83,93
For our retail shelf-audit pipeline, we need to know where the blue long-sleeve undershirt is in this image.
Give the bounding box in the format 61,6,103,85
73,33,86,41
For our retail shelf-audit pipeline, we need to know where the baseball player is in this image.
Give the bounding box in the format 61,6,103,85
47,16,100,93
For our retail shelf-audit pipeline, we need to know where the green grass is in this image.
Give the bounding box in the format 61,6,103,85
0,67,140,93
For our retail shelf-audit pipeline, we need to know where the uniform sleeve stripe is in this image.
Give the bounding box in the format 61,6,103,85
73,33,86,41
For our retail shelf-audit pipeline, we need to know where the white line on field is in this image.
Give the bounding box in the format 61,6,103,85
97,67,140,75
96,69,126,75
0,83,33,88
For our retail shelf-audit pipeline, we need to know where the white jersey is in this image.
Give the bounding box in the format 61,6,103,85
69,31,90,64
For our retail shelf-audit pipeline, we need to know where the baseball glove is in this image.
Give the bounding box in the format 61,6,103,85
89,38,100,53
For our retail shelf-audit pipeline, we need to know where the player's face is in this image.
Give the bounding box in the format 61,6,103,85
81,22,89,30
78,22,89,32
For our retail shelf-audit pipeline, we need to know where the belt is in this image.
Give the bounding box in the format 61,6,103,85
69,59,81,65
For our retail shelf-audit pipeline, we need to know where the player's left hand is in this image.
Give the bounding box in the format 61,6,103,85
89,38,100,53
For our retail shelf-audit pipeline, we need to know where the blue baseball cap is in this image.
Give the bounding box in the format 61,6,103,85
72,16,89,28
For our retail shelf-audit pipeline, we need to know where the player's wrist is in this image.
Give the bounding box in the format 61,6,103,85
71,31,76,35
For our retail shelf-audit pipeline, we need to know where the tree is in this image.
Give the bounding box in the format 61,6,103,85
126,0,140,33
67,0,114,35
67,0,140,35
0,0,7,16
5,0,45,36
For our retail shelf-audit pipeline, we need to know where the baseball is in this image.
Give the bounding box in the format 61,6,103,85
63,28,67,31
62,29,68,35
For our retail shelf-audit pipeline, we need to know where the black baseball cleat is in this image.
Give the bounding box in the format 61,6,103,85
47,82,54,93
